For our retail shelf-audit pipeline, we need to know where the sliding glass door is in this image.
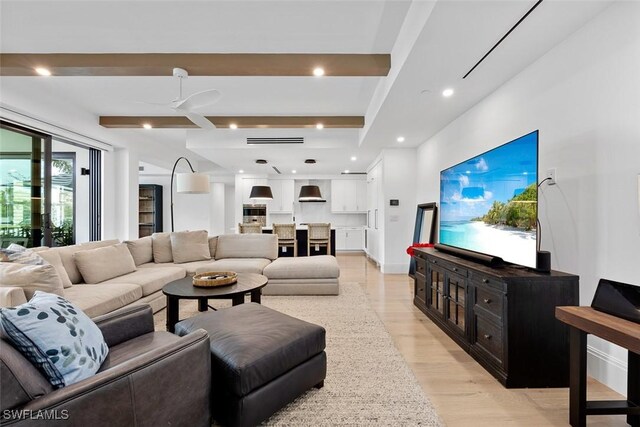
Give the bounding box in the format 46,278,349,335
0,121,52,248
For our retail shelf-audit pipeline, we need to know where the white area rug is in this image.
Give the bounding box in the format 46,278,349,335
154,282,444,426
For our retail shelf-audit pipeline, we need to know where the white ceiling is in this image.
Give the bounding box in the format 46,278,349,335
0,0,614,177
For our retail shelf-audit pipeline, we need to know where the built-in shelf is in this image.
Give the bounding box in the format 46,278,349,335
139,184,163,237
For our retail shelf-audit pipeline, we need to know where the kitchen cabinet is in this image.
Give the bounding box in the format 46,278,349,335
268,179,294,213
335,227,364,251
330,179,366,213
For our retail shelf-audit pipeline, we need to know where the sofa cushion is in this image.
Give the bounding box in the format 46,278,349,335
0,263,64,299
36,249,73,289
139,260,214,276
199,258,271,275
124,236,153,266
152,233,173,263
0,338,54,411
215,234,278,261
63,283,143,318
171,230,211,264
101,266,185,296
263,255,340,280
74,243,137,284
57,240,120,284
0,291,109,388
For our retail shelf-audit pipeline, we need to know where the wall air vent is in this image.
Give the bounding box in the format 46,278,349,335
272,166,282,174
247,137,304,145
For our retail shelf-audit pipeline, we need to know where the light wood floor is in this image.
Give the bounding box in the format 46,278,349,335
337,252,628,427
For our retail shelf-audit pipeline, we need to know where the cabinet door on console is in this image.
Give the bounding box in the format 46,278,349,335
446,272,468,337
428,263,446,317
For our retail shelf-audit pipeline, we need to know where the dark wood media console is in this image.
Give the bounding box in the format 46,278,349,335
413,247,579,388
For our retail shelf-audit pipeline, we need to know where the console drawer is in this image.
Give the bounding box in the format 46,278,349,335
475,285,503,319
428,257,468,277
475,315,503,365
470,271,505,292
415,258,426,276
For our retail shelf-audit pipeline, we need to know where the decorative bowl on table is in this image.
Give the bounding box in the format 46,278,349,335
192,271,238,288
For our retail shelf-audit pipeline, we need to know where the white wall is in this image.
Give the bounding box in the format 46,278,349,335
224,184,235,234
381,149,417,273
139,174,212,234
414,2,640,393
209,182,225,236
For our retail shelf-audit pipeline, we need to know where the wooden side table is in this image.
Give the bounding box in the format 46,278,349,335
556,306,640,427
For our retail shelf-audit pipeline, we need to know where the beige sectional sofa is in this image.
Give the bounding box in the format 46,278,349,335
0,232,340,318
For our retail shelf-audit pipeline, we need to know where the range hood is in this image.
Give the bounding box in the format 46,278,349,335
298,185,326,202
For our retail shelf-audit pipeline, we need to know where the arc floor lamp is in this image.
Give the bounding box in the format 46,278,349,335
170,157,210,232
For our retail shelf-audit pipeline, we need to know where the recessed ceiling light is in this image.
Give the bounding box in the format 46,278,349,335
239,170,244,174
229,123,238,130
291,170,297,174
442,88,454,97
35,67,51,76
396,136,405,143
316,123,324,129
344,170,350,174
142,123,152,130
313,67,325,77
350,156,357,161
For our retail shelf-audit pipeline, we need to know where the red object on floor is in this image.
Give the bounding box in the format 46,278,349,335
406,243,434,257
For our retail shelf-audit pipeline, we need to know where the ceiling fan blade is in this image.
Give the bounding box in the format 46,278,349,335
184,112,216,129
178,89,221,111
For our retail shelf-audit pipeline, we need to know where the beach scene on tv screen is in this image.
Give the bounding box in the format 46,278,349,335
439,132,538,268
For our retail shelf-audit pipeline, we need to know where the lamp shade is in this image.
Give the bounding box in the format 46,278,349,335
176,173,210,194
249,185,273,200
298,185,323,201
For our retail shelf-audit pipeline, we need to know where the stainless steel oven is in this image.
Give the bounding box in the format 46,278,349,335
242,204,267,226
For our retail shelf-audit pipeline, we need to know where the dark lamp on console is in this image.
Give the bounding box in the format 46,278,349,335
170,156,210,232
249,185,273,200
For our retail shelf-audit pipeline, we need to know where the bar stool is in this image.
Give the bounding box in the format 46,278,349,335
272,223,298,257
239,223,263,234
307,223,331,256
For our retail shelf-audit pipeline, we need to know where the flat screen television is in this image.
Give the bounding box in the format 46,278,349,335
439,130,539,268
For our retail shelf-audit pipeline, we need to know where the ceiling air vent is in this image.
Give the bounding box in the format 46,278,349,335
272,166,282,174
247,137,304,145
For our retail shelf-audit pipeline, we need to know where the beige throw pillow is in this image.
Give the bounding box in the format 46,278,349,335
152,233,173,263
125,236,154,266
35,249,73,289
171,230,211,264
73,243,137,284
0,263,64,299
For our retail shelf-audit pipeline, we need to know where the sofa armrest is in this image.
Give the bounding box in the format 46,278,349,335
11,330,211,427
93,304,155,347
0,287,28,308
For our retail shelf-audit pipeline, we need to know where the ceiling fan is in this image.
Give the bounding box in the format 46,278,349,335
144,67,220,129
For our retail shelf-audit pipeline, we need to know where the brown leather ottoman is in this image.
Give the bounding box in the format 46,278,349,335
174,303,326,427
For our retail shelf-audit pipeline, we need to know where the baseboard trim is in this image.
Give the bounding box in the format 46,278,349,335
381,263,409,274
586,344,628,395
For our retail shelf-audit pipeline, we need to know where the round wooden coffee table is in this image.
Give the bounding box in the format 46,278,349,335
162,273,268,332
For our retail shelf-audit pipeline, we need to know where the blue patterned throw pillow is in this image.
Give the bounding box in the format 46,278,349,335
0,291,109,388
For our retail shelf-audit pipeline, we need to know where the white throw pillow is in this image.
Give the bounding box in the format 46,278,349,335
73,243,137,284
170,230,211,264
152,233,173,263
